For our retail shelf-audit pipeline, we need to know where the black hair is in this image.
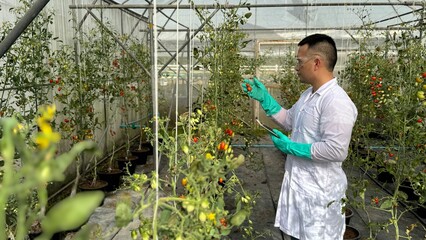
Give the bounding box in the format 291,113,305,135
298,34,337,71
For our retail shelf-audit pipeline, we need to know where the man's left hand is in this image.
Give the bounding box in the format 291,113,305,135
271,129,312,160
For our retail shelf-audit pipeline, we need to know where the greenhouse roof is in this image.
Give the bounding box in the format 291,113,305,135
105,0,423,31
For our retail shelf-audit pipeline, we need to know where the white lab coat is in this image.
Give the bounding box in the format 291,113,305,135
272,78,358,240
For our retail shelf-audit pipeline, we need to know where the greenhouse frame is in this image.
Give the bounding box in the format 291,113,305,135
0,0,425,239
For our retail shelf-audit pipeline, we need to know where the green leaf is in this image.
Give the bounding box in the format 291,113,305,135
39,191,104,238
0,118,18,161
230,210,248,226
244,12,252,19
159,209,171,224
221,228,231,236
380,199,393,209
115,201,133,227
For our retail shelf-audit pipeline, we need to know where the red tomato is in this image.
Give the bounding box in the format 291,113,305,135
220,218,227,227
373,197,379,205
423,72,426,78
193,137,199,143
218,141,228,151
245,83,252,91
225,128,233,136
371,76,377,81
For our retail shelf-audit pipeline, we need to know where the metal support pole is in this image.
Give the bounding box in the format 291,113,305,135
0,0,50,59
69,2,426,9
158,8,219,75
86,8,151,78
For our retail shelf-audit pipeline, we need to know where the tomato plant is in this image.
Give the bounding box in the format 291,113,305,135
343,26,426,239
119,110,256,239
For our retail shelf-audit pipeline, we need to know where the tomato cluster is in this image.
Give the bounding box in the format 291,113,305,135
224,128,234,137
369,75,384,107
217,141,229,151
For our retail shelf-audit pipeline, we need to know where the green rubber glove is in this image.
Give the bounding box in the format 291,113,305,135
271,129,312,160
241,77,281,116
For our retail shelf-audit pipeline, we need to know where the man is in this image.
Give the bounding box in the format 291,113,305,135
242,34,357,240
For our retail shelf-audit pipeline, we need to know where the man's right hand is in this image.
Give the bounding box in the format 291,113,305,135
241,77,282,116
241,77,268,102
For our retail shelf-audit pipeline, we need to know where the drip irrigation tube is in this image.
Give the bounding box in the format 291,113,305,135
231,144,276,148
119,113,153,129
359,167,426,227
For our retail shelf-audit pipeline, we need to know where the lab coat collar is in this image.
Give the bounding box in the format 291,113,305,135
313,78,337,96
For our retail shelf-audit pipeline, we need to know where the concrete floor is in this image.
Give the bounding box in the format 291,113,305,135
79,136,426,240
228,136,426,240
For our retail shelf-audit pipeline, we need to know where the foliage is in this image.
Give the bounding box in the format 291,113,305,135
116,108,256,239
192,1,262,136
0,0,56,122
53,26,116,143
342,25,426,239
0,105,103,240
110,36,151,156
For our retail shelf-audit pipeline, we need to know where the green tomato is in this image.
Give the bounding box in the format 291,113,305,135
199,212,207,222
201,199,209,209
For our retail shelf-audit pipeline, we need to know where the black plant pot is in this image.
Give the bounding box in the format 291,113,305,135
116,155,138,175
415,205,426,218
399,181,419,201
345,207,354,225
377,167,395,183
97,168,123,191
344,225,361,240
142,141,154,155
131,146,150,165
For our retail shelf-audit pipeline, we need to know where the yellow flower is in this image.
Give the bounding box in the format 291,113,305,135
41,104,56,121
208,212,216,221
205,153,214,160
35,104,61,149
37,117,52,133
35,131,60,149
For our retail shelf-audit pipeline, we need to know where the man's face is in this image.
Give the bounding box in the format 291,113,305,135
295,44,315,84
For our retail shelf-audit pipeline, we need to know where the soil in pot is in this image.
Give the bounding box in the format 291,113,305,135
344,225,361,240
116,155,138,175
131,146,150,165
78,179,108,192
345,207,354,225
97,168,123,191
